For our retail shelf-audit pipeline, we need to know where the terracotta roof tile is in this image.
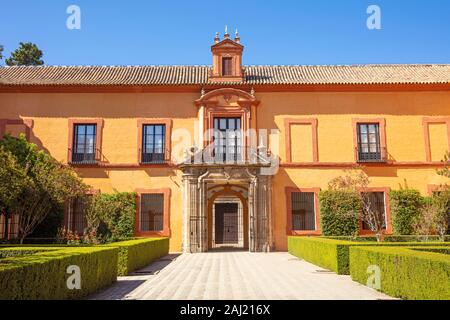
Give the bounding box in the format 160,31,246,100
0,64,449,86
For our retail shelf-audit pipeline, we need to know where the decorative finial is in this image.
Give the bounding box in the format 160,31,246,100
224,25,229,39
214,32,220,43
234,28,240,43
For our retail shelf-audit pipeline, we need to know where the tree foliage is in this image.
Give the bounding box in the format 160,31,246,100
0,146,28,213
437,151,450,178
0,44,3,60
413,194,449,240
0,134,88,243
5,42,44,66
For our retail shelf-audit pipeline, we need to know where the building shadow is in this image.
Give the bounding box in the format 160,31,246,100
127,254,181,277
89,254,181,300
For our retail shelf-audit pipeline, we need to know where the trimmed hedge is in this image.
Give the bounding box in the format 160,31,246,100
349,246,450,300
325,235,450,242
319,190,360,236
0,246,118,300
288,236,450,275
0,247,57,259
103,238,169,276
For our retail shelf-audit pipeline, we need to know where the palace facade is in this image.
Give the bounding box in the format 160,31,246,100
1,32,450,252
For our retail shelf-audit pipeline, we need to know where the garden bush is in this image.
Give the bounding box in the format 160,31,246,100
349,246,450,300
0,246,118,300
288,236,450,275
319,190,360,236
103,238,169,276
87,192,137,241
390,189,423,235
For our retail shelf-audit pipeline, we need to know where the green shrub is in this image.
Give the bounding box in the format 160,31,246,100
288,236,450,275
87,192,137,241
319,190,360,236
349,246,450,300
390,189,424,235
103,238,169,276
0,246,118,300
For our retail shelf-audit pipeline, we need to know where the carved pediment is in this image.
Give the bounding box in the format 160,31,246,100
195,88,259,108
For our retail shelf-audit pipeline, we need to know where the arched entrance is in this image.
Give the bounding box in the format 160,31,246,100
207,185,249,250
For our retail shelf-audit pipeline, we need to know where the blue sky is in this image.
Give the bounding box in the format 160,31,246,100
1,0,449,66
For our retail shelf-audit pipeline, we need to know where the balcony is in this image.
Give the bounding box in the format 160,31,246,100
140,148,168,165
68,148,101,165
355,146,388,163
180,145,273,167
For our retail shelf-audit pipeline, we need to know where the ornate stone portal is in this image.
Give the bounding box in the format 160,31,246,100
180,165,272,253
179,83,274,253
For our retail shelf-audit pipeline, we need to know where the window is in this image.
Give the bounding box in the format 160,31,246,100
68,196,90,234
291,192,316,231
357,123,382,162
362,192,387,230
0,214,19,240
72,124,97,164
140,194,164,232
142,124,166,164
213,117,242,162
222,57,233,76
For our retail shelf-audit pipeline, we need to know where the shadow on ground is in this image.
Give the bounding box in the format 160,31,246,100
90,254,180,300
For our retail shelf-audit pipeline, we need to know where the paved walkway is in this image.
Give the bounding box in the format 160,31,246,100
90,252,393,300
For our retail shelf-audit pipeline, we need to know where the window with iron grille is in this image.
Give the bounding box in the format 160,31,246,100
69,197,90,234
291,192,316,231
142,124,166,164
222,57,233,76
362,192,387,230
72,124,97,164
213,117,242,162
140,194,164,232
357,123,382,162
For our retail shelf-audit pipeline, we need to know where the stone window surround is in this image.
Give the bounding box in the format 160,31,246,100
135,188,171,237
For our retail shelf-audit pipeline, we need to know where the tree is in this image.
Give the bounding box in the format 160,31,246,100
414,195,449,241
328,168,386,242
0,146,29,239
5,42,44,66
437,151,450,178
0,134,88,243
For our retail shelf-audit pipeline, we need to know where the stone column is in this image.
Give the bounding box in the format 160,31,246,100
256,175,271,252
247,169,258,252
182,170,199,253
197,178,208,253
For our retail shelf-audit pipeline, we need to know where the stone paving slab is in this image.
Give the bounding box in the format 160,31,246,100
90,252,394,300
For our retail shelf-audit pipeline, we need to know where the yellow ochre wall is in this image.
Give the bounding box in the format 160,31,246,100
1,90,449,252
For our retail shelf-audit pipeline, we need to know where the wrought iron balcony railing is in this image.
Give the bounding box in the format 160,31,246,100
355,146,388,163
140,148,168,165
181,145,273,166
68,148,101,165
